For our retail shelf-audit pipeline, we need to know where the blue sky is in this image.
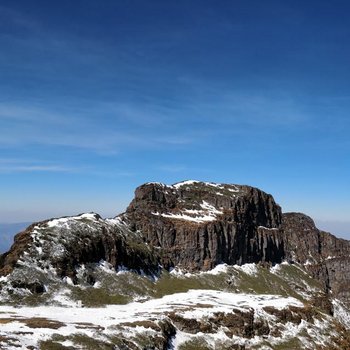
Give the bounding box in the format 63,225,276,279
0,0,349,238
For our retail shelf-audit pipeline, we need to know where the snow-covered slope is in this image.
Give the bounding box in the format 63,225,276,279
0,181,349,349
0,212,160,305
0,260,349,349
0,269,348,349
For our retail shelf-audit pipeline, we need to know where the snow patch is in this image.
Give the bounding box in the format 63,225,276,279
98,260,117,274
49,288,77,307
234,263,259,276
59,340,75,347
63,277,74,286
333,299,350,326
205,263,229,275
0,276,8,282
46,213,99,228
172,180,239,193
172,180,200,188
145,182,167,186
170,263,229,277
47,217,69,228
152,200,223,223
258,226,279,231
270,261,289,274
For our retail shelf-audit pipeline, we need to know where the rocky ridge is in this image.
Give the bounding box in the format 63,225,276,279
0,180,349,349
0,213,160,301
0,180,349,304
282,212,350,305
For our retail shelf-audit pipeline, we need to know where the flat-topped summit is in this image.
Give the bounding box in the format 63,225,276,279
125,180,284,270
127,180,281,227
132,181,244,223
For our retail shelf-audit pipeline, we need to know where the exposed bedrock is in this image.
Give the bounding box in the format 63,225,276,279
124,181,285,271
0,180,349,307
0,215,160,282
282,212,350,304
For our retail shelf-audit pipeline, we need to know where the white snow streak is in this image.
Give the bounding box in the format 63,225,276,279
152,200,223,223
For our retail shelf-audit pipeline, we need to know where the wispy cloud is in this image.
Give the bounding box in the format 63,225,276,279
0,100,199,154
0,158,140,178
0,165,75,173
0,90,307,157
0,159,79,174
0,4,313,158
172,77,310,129
0,104,74,126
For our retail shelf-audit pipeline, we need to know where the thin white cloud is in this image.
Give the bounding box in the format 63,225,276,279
0,158,139,177
0,104,71,125
0,158,81,173
0,164,77,174
0,101,198,154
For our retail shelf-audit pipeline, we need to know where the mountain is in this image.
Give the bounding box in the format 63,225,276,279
283,212,350,305
0,180,349,349
0,222,31,253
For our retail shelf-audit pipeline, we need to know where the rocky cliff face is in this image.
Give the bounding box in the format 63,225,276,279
0,180,349,349
124,181,284,271
0,180,349,308
282,212,350,305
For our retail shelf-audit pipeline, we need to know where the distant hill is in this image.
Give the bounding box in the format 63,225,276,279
0,222,30,253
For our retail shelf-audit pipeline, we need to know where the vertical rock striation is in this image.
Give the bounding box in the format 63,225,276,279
124,181,285,271
282,212,350,305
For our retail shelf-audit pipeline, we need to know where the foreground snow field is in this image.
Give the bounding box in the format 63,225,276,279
0,289,341,349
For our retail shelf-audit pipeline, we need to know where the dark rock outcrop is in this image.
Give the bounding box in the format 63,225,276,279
0,214,160,282
124,181,284,271
282,212,350,304
168,304,319,341
0,222,38,276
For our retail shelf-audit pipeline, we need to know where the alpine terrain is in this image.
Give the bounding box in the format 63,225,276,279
0,181,349,349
